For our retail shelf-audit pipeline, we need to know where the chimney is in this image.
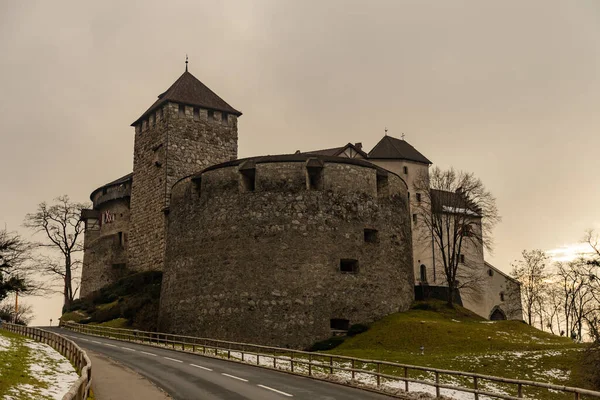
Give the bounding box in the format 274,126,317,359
354,142,362,151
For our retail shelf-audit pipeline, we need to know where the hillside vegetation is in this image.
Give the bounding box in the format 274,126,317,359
61,271,162,331
327,301,587,391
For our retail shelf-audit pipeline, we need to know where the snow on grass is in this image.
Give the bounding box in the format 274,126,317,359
2,337,79,400
0,336,10,352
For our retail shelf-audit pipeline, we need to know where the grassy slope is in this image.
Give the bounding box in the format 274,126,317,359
0,330,45,397
328,301,585,396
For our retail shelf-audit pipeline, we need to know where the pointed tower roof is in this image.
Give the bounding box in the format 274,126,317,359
368,135,432,164
131,71,242,126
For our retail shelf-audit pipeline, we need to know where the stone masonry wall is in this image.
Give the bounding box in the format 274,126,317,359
80,199,130,297
127,102,238,273
158,156,414,348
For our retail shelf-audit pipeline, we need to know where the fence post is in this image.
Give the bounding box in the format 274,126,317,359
376,362,381,386
308,354,312,376
404,367,408,392
575,393,580,400
329,356,333,375
518,383,523,398
351,359,355,380
290,352,294,372
473,376,479,400
435,371,440,398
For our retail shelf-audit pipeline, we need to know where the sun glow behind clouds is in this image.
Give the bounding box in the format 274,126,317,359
545,243,595,262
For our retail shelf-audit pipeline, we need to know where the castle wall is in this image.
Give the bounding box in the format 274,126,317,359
80,199,130,297
127,102,238,273
158,156,414,348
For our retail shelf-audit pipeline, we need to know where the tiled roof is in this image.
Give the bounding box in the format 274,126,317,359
131,71,242,126
300,143,368,158
367,135,432,164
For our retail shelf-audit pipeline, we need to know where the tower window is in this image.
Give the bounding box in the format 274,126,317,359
413,213,417,224
150,114,155,126
459,254,465,264
376,172,388,197
222,112,228,125
416,193,421,202
178,104,185,117
500,292,505,302
330,319,350,331
193,108,200,121
403,166,408,174
420,264,427,282
364,228,378,243
208,110,214,121
488,268,494,277
340,259,359,274
307,167,324,190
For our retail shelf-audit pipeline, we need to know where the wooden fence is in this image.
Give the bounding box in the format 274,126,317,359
2,322,92,400
62,321,599,400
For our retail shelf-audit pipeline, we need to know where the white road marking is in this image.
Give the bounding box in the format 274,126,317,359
141,351,157,357
164,357,183,363
121,347,136,351
91,341,101,344
221,373,248,382
104,343,117,347
190,363,213,371
257,384,293,397
79,338,89,341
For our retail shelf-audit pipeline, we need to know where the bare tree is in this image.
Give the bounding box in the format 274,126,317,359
0,299,34,325
0,228,34,301
24,195,88,311
413,167,500,306
511,249,549,326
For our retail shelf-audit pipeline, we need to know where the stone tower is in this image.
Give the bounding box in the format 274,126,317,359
127,68,242,272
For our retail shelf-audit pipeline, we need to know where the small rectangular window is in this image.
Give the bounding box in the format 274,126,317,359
222,112,228,125
178,104,185,117
403,166,408,174
376,173,388,196
330,319,350,331
340,259,359,274
193,108,200,121
459,254,465,264
413,213,417,224
416,193,421,202
500,292,505,302
208,110,214,121
364,228,378,243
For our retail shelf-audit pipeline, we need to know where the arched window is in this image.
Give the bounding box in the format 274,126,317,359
420,264,427,283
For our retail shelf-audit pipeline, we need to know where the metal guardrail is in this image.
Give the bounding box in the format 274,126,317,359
2,322,92,400
62,321,600,400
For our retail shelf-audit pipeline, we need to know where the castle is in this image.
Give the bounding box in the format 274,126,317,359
80,68,521,347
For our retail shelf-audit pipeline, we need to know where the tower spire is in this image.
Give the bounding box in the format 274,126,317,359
185,54,188,72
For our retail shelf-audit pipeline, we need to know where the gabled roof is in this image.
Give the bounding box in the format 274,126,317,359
131,71,242,126
299,143,368,158
367,135,432,164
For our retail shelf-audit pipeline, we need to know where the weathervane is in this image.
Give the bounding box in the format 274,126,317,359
384,127,388,136
185,54,188,72
401,132,406,140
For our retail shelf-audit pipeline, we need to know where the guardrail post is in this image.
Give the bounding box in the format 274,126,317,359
518,383,523,398
308,354,312,376
329,356,333,375
404,367,408,392
435,371,440,398
376,362,381,386
473,376,479,400
290,352,294,372
575,393,580,400
351,359,355,380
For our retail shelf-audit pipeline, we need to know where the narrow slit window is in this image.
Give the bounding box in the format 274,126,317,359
459,254,465,264
330,319,350,331
500,292,505,302
208,110,214,121
413,213,417,224
340,259,359,274
178,104,185,117
307,166,324,190
364,228,378,243
193,108,200,121
416,193,421,202
403,166,408,174
240,168,255,192
222,112,228,125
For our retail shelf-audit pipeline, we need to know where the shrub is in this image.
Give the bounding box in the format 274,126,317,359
307,336,345,351
347,323,369,337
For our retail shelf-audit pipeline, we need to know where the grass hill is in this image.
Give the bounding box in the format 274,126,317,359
61,271,162,331
326,300,588,392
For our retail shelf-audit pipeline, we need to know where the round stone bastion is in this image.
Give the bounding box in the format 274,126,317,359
158,154,414,349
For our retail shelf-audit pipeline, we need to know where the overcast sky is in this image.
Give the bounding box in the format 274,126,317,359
1,0,599,325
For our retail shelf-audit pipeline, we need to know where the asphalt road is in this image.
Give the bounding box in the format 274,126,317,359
46,327,394,400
